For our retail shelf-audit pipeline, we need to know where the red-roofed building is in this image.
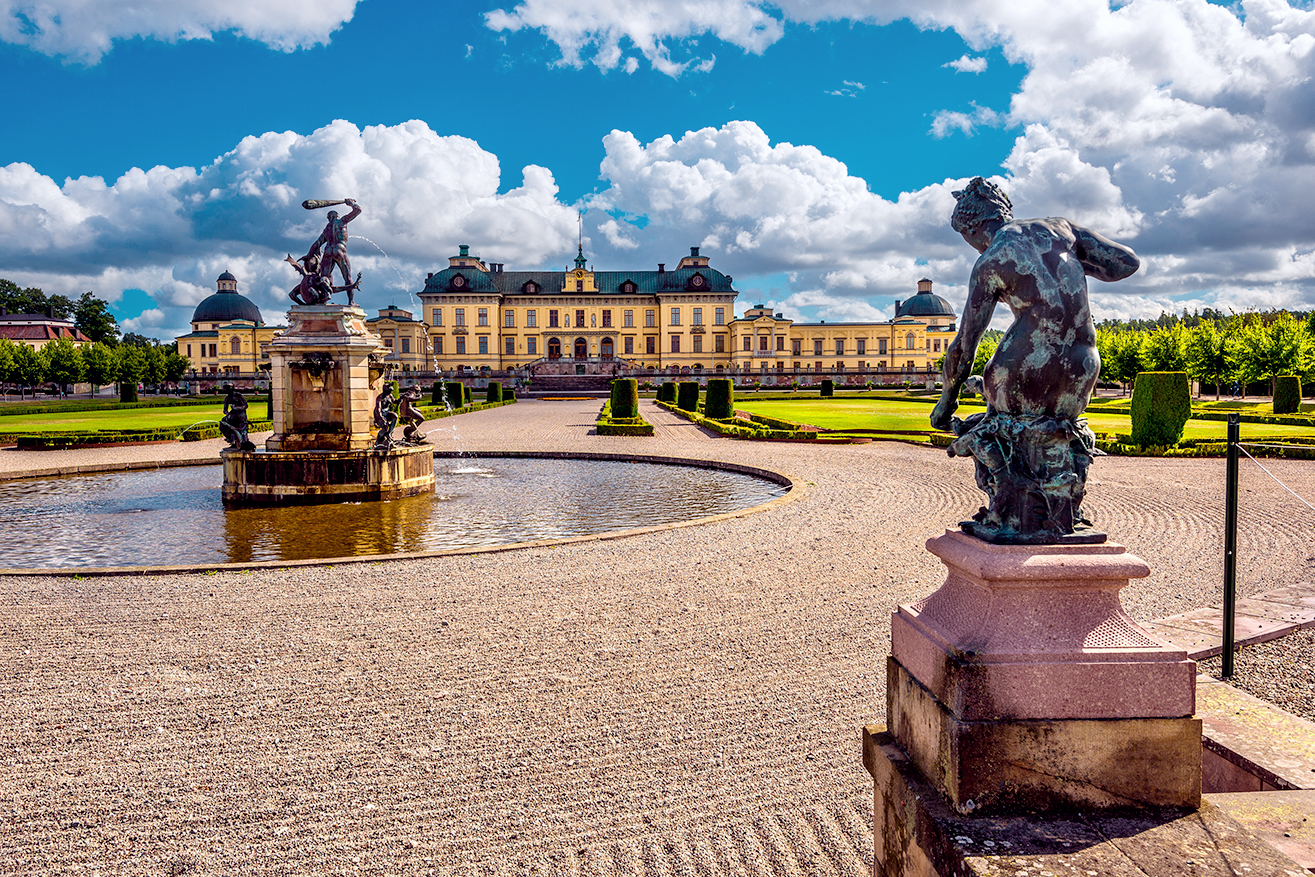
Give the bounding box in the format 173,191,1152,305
0,308,92,350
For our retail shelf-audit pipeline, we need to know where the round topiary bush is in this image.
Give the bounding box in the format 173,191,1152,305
610,378,639,419
486,381,503,404
1273,375,1301,414
677,381,700,412
657,382,677,403
821,379,834,397
705,378,735,420
444,381,464,410
1131,371,1190,447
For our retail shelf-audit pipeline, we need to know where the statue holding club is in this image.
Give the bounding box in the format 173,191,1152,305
286,198,363,306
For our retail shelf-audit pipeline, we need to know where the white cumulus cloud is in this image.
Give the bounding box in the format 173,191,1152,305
944,54,987,73
0,0,362,63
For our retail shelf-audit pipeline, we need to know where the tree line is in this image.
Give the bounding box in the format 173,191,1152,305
1094,309,1314,398
0,336,191,397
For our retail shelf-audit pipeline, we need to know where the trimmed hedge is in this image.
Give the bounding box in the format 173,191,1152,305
0,397,257,417
1274,375,1301,414
1131,371,1190,448
705,378,734,420
596,399,654,436
656,382,677,403
486,381,503,404
416,398,516,420
656,400,817,441
431,383,444,405
119,383,138,403
820,379,834,397
443,381,465,410
13,419,276,449
610,378,639,419
463,385,472,406
677,381,700,412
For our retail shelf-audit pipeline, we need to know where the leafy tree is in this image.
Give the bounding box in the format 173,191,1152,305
0,338,15,387
1234,312,1314,394
0,278,73,319
1142,324,1187,372
1100,331,1145,393
74,291,120,346
82,342,116,395
1185,322,1236,400
121,331,162,347
41,337,83,392
972,332,1001,376
12,342,45,395
160,346,191,383
140,344,165,388
113,344,147,390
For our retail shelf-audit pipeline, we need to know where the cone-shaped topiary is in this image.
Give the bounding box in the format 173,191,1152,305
705,378,735,420
431,383,443,405
1131,371,1190,447
610,378,639,418
486,382,502,404
821,379,834,397
677,381,700,412
657,382,677,403
1273,375,1301,414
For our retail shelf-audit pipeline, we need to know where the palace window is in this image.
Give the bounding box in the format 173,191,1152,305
576,280,584,292
526,310,537,328
646,336,656,355
506,337,515,355
857,339,866,354
776,361,785,372
758,335,768,351
933,339,941,352
815,361,823,372
549,310,559,328
624,337,634,355
433,309,443,327
906,333,916,349
504,310,515,328
836,339,845,355
693,335,703,353
478,308,488,327
879,338,887,354
671,335,681,353
714,307,725,325
455,308,466,327
813,340,823,356
692,308,703,325
714,335,725,353
776,336,785,351
670,308,681,326
186,344,192,357
602,310,612,328
456,337,466,355
401,338,410,353
645,309,656,328
743,336,752,352
623,310,633,327
231,338,241,354
792,339,801,356
435,337,443,354
209,344,217,358
384,338,393,348
576,309,586,328
478,337,489,355
527,337,537,355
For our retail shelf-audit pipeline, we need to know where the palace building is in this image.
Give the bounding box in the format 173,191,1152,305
419,245,956,377
175,271,282,375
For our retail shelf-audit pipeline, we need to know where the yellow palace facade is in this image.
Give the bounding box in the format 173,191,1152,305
418,246,956,379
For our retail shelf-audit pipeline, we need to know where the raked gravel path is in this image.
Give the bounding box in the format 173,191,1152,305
2,398,1314,876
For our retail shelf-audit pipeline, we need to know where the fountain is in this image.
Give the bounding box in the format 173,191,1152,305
221,198,435,505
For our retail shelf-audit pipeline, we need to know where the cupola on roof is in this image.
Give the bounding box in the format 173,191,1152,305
192,271,263,325
895,279,954,318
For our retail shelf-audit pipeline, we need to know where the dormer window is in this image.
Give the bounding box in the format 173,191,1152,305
451,273,467,290
687,272,707,290
523,281,538,295
621,280,636,294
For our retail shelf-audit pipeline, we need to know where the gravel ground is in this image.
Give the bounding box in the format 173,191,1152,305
1199,628,1315,722
2,397,1314,876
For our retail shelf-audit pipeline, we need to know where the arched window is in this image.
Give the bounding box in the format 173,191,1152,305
547,337,561,359
230,337,242,354
574,338,588,359
621,280,635,294
600,338,614,360
905,333,916,349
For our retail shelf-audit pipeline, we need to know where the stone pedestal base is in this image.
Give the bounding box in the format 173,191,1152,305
222,445,434,506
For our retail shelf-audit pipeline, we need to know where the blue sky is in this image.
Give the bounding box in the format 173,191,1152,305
1,0,1312,341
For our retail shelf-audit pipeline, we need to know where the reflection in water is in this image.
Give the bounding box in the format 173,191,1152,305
0,459,785,568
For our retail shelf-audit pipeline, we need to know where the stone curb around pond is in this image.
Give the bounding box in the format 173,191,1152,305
0,451,803,578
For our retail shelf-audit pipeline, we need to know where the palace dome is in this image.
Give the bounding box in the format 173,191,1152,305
895,281,954,318
192,273,263,325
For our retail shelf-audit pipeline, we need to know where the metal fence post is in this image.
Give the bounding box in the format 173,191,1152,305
1222,413,1240,678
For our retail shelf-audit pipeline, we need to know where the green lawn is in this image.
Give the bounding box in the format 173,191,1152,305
0,404,241,433
735,398,1315,441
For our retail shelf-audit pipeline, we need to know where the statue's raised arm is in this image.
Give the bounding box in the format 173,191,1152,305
932,177,1140,544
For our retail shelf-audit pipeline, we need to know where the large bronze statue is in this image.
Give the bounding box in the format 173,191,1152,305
372,384,398,450
287,198,363,306
931,177,1140,543
219,386,256,452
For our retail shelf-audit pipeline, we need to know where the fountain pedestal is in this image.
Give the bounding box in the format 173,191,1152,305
222,304,434,506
